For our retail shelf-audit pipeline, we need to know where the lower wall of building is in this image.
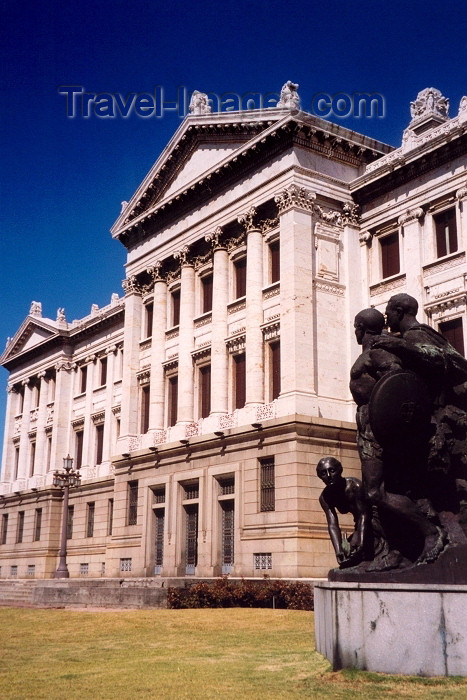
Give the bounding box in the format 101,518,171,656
0,415,358,580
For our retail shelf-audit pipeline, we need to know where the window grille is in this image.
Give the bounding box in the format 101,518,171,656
10,565,18,578
120,558,132,572
27,565,35,577
79,563,89,576
260,458,275,512
154,488,165,504
34,509,42,542
127,481,138,525
254,553,272,570
220,477,235,495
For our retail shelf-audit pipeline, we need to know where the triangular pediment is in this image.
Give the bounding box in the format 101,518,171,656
1,316,60,365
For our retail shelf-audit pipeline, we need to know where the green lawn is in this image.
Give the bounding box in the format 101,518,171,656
0,608,465,699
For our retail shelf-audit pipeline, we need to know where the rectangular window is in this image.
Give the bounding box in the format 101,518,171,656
260,457,275,512
66,505,74,540
440,318,465,356
1,514,8,544
435,208,457,258
270,341,281,400
14,447,20,481
108,498,114,536
34,508,42,542
201,274,213,313
172,289,180,327
128,481,138,526
168,375,178,427
380,232,400,279
199,365,211,418
75,430,84,469
234,353,246,409
141,385,150,434
86,502,95,538
80,366,87,394
99,357,108,386
95,424,104,465
145,302,154,338
16,511,24,544
270,241,280,284
234,258,247,298
29,441,36,478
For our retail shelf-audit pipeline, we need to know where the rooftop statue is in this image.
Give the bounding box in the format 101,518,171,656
324,294,467,582
277,81,300,110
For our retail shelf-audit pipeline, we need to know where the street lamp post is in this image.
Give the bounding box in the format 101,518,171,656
53,455,81,579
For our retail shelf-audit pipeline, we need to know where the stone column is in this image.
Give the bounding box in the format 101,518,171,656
206,228,228,415
176,247,195,424
148,263,167,431
274,186,317,415
398,207,425,303
239,207,264,406
1,384,19,483
34,371,49,476
119,276,143,445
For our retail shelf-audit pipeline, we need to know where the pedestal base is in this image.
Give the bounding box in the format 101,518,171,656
314,581,467,676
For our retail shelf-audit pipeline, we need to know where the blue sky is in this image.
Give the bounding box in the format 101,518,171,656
1,0,466,461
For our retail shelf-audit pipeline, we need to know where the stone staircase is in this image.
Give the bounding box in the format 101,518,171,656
0,579,39,607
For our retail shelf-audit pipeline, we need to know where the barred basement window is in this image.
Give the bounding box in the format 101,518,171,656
86,502,95,538
127,481,138,525
27,565,35,577
34,508,42,542
16,511,24,543
260,458,275,512
10,565,18,578
254,553,272,570
120,558,132,572
79,563,89,576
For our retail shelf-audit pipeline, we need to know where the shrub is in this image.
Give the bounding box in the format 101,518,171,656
167,578,313,610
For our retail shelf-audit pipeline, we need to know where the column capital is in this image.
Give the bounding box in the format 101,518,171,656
174,245,193,267
238,206,260,233
205,226,226,251
274,185,315,213
122,275,143,296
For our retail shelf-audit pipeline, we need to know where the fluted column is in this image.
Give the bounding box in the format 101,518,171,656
239,207,264,406
119,276,143,442
176,247,195,424
206,228,228,415
17,379,32,480
1,385,18,483
274,186,317,415
148,262,167,430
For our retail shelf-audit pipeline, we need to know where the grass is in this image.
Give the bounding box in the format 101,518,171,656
0,608,466,699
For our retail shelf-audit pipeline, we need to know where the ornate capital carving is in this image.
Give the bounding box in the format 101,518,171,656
398,207,425,225
122,275,143,296
174,245,192,267
147,261,164,282
274,185,315,213
238,206,259,233
205,226,225,250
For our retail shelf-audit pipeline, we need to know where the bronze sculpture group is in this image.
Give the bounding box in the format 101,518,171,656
318,293,467,578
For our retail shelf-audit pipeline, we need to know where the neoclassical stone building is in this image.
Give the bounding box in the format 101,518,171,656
0,86,466,580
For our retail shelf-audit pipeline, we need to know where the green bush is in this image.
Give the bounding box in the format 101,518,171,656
167,578,314,610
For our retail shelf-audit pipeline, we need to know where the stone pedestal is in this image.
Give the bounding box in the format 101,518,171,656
314,580,467,676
